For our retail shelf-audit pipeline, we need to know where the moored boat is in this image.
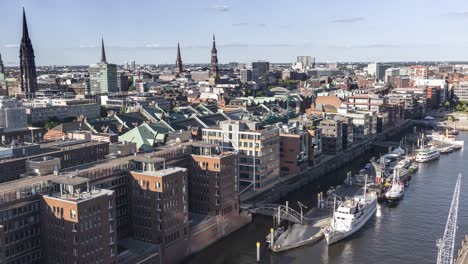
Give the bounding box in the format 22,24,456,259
415,148,440,163
324,178,377,245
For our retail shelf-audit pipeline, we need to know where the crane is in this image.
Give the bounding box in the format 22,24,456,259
437,173,462,264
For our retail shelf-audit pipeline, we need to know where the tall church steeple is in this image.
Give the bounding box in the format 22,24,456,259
0,52,4,74
210,34,219,82
175,43,183,74
19,7,38,97
101,37,107,63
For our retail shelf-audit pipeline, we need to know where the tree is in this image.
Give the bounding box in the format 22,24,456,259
449,115,456,122
129,85,135,91
444,101,451,109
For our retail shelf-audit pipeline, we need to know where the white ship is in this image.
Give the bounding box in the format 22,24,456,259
324,179,377,245
415,148,440,163
385,168,404,201
429,131,464,147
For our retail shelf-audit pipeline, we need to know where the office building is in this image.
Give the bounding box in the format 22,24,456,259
0,98,27,132
240,69,253,83
251,61,269,80
296,56,313,70
202,120,280,191
89,38,118,94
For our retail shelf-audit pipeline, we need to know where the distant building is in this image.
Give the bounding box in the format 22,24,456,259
26,99,100,123
117,72,129,92
240,69,253,83
0,98,27,131
411,65,429,79
453,82,468,102
296,56,314,70
327,62,338,70
89,38,118,94
367,63,393,82
252,61,269,80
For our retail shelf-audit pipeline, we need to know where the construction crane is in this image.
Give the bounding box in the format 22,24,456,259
437,173,462,264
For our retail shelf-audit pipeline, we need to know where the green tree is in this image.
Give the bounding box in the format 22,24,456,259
449,115,456,122
444,101,451,108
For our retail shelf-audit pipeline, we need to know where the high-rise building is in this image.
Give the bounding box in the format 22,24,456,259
175,43,183,74
251,61,269,80
131,60,136,71
89,38,118,94
240,69,252,83
210,34,219,82
117,72,129,92
296,56,313,70
367,63,393,82
19,8,38,97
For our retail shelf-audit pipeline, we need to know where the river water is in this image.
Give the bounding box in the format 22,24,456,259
187,132,468,264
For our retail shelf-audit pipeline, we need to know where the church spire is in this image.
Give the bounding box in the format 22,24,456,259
22,7,30,40
210,34,219,82
175,43,183,74
211,33,217,53
19,7,38,96
101,37,107,63
0,52,4,74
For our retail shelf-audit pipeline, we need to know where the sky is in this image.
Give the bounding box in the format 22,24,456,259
3,0,468,65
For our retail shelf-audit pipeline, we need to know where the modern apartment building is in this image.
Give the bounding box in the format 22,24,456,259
202,120,280,191
279,124,309,177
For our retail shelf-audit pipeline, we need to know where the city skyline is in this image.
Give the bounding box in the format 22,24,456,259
4,0,468,65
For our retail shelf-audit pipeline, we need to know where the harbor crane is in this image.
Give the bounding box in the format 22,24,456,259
437,173,462,264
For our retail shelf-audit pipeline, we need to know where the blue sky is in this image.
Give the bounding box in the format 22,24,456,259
3,0,468,65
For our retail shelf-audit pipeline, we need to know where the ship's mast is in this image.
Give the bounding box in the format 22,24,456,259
437,173,462,264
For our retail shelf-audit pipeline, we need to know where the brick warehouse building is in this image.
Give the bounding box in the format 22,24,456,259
0,141,249,263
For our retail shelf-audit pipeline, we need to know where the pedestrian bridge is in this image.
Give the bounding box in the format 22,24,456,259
248,204,307,225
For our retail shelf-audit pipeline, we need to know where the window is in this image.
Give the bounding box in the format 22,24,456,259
155,182,161,190
70,210,77,219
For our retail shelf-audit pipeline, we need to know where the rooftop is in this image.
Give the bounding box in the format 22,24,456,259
133,167,186,177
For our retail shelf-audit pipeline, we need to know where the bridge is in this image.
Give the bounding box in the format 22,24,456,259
248,204,309,225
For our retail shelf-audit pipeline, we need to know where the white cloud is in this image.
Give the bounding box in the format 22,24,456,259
79,45,97,48
3,44,19,48
209,5,230,12
331,17,365,23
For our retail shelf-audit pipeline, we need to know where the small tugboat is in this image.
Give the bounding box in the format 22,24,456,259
324,177,377,245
